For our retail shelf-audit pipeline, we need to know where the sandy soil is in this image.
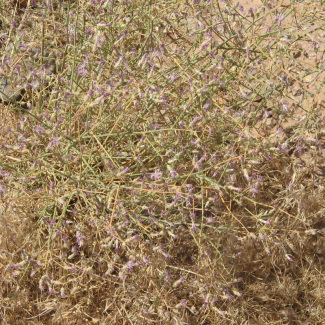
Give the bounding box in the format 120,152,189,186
236,0,262,10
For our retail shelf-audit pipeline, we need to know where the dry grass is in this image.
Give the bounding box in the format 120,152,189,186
1,0,325,324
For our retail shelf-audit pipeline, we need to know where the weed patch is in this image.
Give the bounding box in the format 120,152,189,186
1,0,325,324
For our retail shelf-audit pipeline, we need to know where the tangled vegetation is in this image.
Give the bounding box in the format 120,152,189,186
1,0,325,324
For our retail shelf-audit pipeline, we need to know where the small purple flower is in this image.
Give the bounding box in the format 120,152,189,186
191,223,198,233
206,216,215,224
60,288,67,298
154,245,163,251
142,257,150,264
275,13,285,26
119,273,126,281
167,73,177,82
178,299,187,308
64,91,72,99
77,58,89,76
122,167,130,174
126,259,136,271
173,276,185,288
203,101,211,110
150,169,162,181
259,219,271,225
0,183,6,197
35,124,45,134
47,136,61,150
76,231,85,247
162,252,171,259
29,78,40,90
285,254,294,262
169,232,178,239
170,169,177,178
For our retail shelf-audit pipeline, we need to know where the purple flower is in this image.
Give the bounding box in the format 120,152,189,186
126,259,135,271
77,58,89,76
29,78,40,90
191,223,198,233
0,183,6,197
178,299,187,308
173,277,185,288
47,136,61,150
275,13,285,26
203,101,211,110
35,124,45,135
285,254,294,262
170,169,177,178
60,288,67,298
119,273,126,281
121,167,130,174
150,169,162,181
167,73,177,82
76,231,85,247
162,252,171,259
64,91,72,99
